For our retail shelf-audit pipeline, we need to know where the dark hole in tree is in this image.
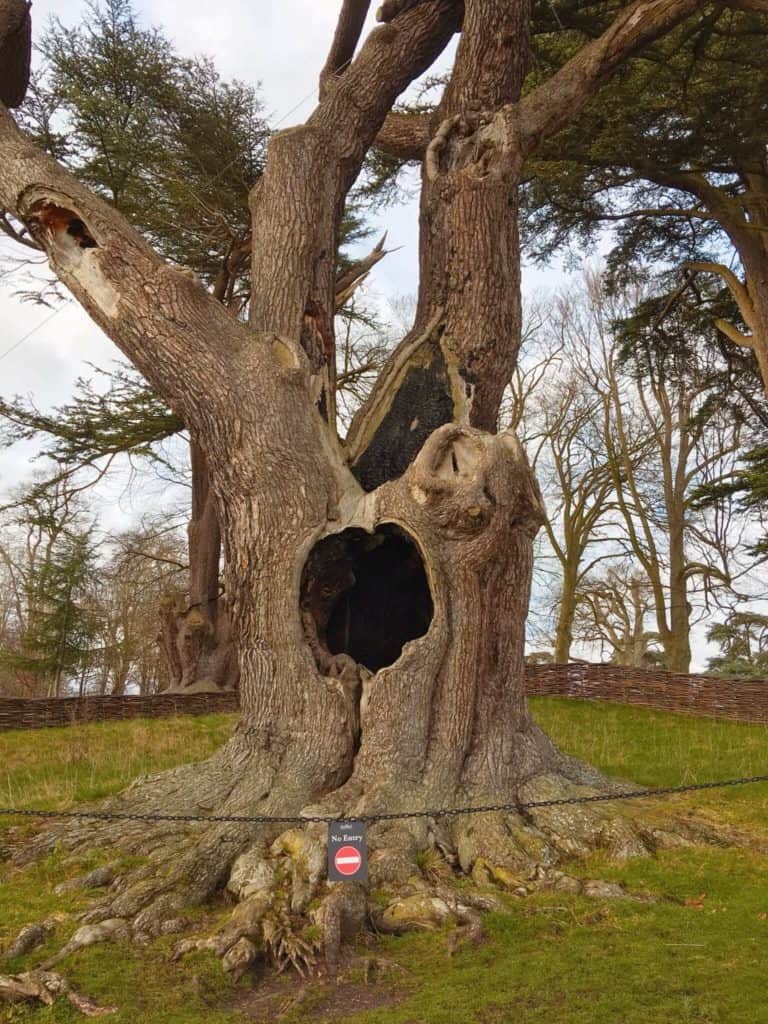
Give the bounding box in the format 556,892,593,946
300,524,433,673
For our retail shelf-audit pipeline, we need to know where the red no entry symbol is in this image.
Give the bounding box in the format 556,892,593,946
333,845,362,876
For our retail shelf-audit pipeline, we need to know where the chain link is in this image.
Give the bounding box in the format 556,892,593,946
1,773,768,827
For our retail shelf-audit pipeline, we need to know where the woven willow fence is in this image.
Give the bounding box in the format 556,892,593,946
2,663,768,732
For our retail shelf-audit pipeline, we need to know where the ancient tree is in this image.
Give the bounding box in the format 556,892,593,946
1,0,761,980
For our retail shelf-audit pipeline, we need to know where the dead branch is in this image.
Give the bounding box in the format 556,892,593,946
334,233,389,310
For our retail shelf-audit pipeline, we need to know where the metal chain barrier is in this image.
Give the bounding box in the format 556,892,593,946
2,773,768,826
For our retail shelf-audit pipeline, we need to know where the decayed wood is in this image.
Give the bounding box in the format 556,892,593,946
349,0,533,482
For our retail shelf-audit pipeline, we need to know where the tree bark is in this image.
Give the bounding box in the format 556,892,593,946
161,441,239,693
0,0,720,971
554,566,578,664
0,0,30,108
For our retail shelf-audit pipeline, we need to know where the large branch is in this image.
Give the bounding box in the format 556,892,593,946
249,0,461,339
509,0,705,160
0,105,239,432
685,260,756,328
320,0,372,99
443,0,748,180
0,0,30,108
375,111,432,160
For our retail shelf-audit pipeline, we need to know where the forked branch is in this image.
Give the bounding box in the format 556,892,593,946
438,0,751,179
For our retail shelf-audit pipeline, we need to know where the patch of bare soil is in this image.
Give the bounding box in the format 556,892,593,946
236,966,410,1023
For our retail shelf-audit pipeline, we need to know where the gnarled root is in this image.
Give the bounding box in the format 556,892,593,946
0,968,118,1017
5,763,731,993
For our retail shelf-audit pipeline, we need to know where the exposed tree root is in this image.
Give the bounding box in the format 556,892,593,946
0,968,118,1016
3,754,744,1020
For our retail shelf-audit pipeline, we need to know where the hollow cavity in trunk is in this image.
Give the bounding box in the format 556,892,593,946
301,523,433,673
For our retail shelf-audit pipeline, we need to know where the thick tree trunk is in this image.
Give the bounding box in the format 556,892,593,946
0,0,30,108
0,0,725,980
161,441,239,693
664,508,692,673
554,566,578,664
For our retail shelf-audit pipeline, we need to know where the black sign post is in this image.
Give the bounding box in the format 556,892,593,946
327,820,368,883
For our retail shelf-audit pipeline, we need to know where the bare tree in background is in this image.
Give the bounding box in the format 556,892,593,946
573,565,663,667
567,272,746,672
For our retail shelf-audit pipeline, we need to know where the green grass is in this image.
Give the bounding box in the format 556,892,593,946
0,714,237,814
4,699,768,1023
530,697,768,830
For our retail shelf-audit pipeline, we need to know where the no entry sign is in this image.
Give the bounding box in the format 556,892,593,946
327,820,368,883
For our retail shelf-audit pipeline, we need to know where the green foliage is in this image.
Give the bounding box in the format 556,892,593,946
2,0,382,498
707,612,768,679
0,365,182,487
0,494,101,694
23,0,268,292
692,438,768,556
613,278,767,428
338,848,768,1024
522,7,768,275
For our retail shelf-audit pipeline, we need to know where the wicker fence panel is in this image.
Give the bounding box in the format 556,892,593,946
524,663,768,723
2,664,768,731
0,692,239,732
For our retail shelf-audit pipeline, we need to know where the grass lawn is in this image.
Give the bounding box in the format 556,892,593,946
2,699,768,1023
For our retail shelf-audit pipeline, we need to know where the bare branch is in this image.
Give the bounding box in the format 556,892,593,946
320,0,372,99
